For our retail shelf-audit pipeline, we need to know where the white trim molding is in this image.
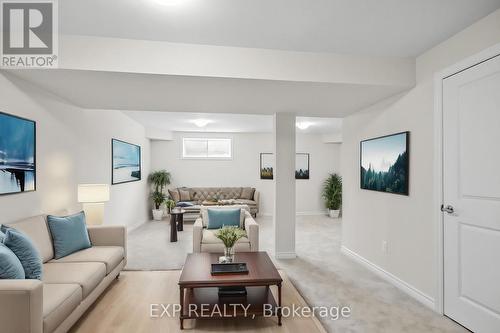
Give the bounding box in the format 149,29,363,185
275,252,297,259
341,245,435,309
433,42,500,315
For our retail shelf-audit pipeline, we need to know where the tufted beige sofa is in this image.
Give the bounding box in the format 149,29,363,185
0,214,126,333
169,187,260,221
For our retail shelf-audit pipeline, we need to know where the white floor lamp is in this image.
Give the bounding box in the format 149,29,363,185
78,184,110,225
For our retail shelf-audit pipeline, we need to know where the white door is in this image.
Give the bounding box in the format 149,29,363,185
443,54,500,333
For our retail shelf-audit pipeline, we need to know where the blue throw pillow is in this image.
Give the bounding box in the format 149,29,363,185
0,243,25,279
176,201,194,207
207,208,241,229
2,228,42,279
0,229,5,242
47,211,91,260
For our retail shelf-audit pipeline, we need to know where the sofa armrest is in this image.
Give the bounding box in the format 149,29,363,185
244,213,259,252
87,225,127,261
193,218,203,253
0,279,43,333
253,191,260,214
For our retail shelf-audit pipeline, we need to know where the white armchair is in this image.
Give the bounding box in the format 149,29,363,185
193,206,259,253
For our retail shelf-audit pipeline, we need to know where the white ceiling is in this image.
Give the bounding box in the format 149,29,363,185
123,111,342,134
6,69,406,117
60,0,500,57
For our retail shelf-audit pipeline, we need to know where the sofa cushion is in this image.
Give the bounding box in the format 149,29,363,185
201,205,247,228
240,187,255,200
49,246,124,274
235,199,257,207
4,215,54,263
2,227,43,279
168,189,180,202
178,188,191,201
207,208,241,229
43,283,82,333
220,187,242,199
47,212,92,259
43,262,106,298
201,229,250,252
0,243,25,279
201,229,249,245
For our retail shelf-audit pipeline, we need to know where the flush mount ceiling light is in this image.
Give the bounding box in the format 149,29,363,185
152,0,189,6
191,119,212,128
296,122,313,130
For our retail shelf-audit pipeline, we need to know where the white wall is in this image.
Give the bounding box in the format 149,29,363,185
0,73,151,229
341,9,500,302
151,131,340,216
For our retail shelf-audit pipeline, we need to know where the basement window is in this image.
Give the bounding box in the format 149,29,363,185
182,138,232,159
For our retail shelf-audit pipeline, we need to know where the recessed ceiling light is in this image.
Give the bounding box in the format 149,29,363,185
191,119,212,128
296,122,312,130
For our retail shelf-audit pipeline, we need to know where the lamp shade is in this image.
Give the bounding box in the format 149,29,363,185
78,184,110,203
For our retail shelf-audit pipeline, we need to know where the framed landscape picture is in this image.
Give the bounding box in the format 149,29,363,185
0,112,36,195
295,153,310,179
112,139,141,185
260,153,274,179
360,132,409,195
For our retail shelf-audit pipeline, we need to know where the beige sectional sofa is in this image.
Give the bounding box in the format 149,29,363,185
169,186,260,221
0,214,126,333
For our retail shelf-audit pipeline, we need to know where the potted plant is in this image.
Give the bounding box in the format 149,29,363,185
148,170,171,220
151,191,166,220
214,226,246,263
165,198,176,214
322,173,342,218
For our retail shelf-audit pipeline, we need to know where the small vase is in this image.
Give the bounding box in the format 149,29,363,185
223,246,235,263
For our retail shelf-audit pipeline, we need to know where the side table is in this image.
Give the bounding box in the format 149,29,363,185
170,209,185,242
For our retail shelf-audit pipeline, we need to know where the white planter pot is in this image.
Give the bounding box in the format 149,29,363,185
328,209,340,218
152,209,163,221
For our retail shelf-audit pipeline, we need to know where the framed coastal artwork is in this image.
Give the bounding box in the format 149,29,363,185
360,131,409,195
295,153,310,179
0,112,36,195
260,153,274,180
112,139,141,185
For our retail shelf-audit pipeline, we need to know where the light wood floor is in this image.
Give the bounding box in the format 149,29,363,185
70,270,326,333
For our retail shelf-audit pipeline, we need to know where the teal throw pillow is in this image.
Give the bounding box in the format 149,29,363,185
2,227,42,279
0,243,25,279
47,211,91,260
207,208,241,229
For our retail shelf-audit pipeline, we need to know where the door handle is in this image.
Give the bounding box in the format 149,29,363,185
441,205,455,214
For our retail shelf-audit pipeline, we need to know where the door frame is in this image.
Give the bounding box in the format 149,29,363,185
433,43,500,315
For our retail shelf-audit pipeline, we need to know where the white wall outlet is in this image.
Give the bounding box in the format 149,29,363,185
382,240,388,254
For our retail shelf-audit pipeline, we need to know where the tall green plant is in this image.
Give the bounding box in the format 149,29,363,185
148,170,171,193
322,173,342,210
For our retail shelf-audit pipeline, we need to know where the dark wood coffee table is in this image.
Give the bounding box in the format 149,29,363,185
178,252,283,329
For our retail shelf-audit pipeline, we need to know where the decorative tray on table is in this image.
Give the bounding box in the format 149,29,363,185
211,263,249,275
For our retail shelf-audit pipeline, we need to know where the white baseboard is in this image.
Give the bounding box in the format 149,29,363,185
340,245,435,309
296,211,327,216
259,211,327,217
275,252,297,259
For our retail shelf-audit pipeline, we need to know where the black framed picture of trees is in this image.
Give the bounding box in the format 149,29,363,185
0,111,36,195
260,153,274,179
295,153,310,179
360,132,409,195
112,139,141,185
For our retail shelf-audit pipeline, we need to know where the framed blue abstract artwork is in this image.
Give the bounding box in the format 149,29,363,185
0,111,36,195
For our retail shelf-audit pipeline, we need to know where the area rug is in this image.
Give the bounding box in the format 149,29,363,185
69,270,326,333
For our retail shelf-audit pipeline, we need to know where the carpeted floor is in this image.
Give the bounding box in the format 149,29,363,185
126,215,468,333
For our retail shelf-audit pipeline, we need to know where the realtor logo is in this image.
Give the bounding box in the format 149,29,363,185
1,0,58,68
